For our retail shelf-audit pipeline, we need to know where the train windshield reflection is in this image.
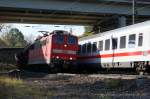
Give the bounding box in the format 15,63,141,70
67,36,77,44
54,35,64,44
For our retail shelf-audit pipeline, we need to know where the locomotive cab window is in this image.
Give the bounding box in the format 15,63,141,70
112,38,118,50
105,39,110,51
138,33,143,46
67,36,77,44
128,34,136,48
99,40,103,51
92,42,97,52
54,35,64,44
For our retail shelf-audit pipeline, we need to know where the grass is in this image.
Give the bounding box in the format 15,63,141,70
104,78,123,89
0,76,23,86
0,63,17,72
0,76,52,99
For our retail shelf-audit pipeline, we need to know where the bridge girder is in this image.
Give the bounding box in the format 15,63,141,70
0,0,150,25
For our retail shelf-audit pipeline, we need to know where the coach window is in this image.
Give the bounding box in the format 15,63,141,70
93,42,97,52
120,36,126,49
128,34,136,48
87,43,92,53
78,45,81,54
138,33,143,46
99,41,103,51
82,44,86,53
105,39,110,51
81,45,83,53
112,38,118,50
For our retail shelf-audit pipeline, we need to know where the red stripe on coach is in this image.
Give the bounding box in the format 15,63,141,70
78,51,144,59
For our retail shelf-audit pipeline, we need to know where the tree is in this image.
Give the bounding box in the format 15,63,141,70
2,28,27,47
0,24,11,47
0,24,5,32
0,38,7,48
82,26,93,37
0,24,11,34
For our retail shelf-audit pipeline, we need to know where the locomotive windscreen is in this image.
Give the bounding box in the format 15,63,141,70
54,35,64,44
67,36,77,44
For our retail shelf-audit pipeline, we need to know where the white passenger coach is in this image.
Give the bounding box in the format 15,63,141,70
78,20,150,72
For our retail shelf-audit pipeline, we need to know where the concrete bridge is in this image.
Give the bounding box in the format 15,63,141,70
0,0,150,32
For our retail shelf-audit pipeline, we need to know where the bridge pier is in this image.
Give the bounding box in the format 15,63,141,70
118,16,127,28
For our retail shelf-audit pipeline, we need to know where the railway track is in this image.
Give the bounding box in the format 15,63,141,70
0,67,150,81
0,69,149,80
1,69,150,97
22,72,150,96
0,69,147,75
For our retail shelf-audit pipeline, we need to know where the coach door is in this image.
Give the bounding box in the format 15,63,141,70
111,37,118,67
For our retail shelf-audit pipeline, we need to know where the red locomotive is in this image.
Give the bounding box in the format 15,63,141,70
15,30,78,72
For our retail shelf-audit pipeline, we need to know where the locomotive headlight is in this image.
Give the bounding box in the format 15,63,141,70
70,57,73,60
64,44,67,47
56,56,59,59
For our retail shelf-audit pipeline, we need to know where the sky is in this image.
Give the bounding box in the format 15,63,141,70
11,24,85,41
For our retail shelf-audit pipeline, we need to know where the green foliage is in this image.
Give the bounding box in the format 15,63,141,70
0,76,23,86
0,24,5,32
0,76,52,98
104,78,122,89
0,38,7,47
83,26,93,37
1,28,27,47
0,64,17,72
0,24,11,35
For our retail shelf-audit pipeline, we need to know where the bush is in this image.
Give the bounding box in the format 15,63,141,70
0,76,52,98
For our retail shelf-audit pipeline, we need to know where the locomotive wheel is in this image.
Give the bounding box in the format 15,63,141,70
50,63,55,68
18,66,24,70
49,63,61,73
62,64,70,72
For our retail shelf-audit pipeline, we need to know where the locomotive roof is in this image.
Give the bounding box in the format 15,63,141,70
79,20,150,41
35,30,74,40
50,30,69,35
